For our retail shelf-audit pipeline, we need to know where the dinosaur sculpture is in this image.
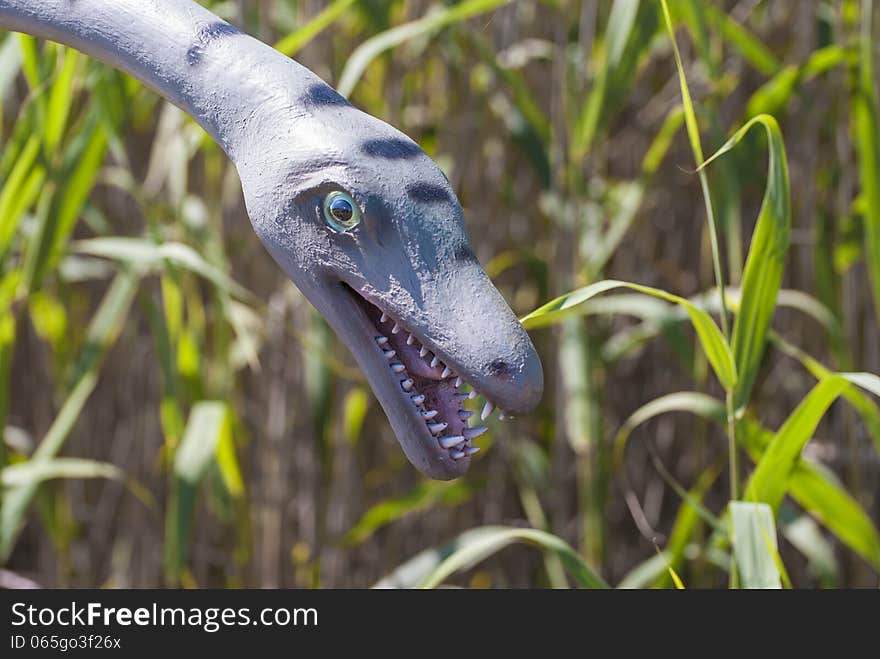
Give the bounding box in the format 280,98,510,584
0,0,543,480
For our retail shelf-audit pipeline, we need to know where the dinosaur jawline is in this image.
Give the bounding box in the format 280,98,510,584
343,284,486,461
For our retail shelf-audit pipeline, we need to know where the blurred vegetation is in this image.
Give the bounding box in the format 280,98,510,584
1,0,879,588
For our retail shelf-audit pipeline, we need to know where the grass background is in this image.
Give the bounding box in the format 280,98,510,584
0,0,878,588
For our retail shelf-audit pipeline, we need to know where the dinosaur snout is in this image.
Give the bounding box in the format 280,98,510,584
465,306,543,418
482,341,544,416
416,261,544,420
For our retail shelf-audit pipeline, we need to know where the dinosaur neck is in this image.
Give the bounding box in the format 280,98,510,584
0,0,323,162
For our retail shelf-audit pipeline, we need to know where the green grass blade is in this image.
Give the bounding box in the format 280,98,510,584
771,332,880,456
746,66,800,119
16,34,44,124
744,376,850,510
611,392,725,533
740,361,880,564
700,2,780,76
617,551,673,589
730,502,782,589
841,372,880,397
700,115,791,410
173,402,231,485
274,0,357,57
337,0,510,97
573,0,642,157
661,0,703,160
661,0,731,350
855,0,880,324
2,458,122,488
43,47,79,154
0,301,15,509
737,415,880,572
344,481,472,547
607,0,641,66
653,465,718,588
641,105,685,176
613,391,725,465
522,279,736,390
214,416,244,499
22,124,108,292
0,34,22,103
165,401,233,583
787,461,880,571
0,135,43,261
667,563,686,589
71,237,256,302
16,34,41,91
416,526,608,589
342,387,370,446
746,45,851,118
782,515,839,586
590,181,645,274
375,526,552,589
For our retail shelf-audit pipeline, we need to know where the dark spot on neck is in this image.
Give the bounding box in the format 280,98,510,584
187,22,241,65
361,138,422,160
302,83,351,108
407,182,452,204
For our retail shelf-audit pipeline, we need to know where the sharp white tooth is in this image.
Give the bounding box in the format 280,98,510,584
383,349,396,360
440,435,465,449
454,376,462,388
406,333,415,345
422,409,439,420
419,346,429,357
468,390,478,399
391,362,406,374
450,450,466,460
463,426,488,440
411,394,425,405
391,323,401,334
459,410,474,420
430,355,440,368
401,379,414,392
428,422,448,435
498,411,506,420
481,401,494,420
380,312,388,323
441,366,452,379
465,446,480,456
376,336,388,346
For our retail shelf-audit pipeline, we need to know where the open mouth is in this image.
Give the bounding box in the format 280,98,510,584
342,283,506,462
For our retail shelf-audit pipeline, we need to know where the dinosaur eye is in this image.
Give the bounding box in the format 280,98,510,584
323,191,361,233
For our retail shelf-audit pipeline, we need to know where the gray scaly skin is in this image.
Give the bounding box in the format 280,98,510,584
0,0,543,480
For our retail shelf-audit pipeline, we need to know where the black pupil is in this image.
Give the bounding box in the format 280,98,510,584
330,199,353,223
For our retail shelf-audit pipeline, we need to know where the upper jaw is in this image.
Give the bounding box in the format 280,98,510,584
344,275,543,415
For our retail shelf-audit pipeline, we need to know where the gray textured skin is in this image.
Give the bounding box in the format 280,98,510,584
0,0,543,480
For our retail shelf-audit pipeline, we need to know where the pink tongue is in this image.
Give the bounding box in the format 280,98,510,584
389,333,444,380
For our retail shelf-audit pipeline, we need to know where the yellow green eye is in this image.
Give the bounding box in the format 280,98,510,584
323,191,361,233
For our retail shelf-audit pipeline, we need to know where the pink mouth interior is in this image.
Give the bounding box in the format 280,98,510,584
344,284,483,460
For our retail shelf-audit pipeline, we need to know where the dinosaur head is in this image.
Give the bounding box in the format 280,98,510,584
237,82,543,480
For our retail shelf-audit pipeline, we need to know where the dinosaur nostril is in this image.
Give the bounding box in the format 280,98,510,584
487,359,514,379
